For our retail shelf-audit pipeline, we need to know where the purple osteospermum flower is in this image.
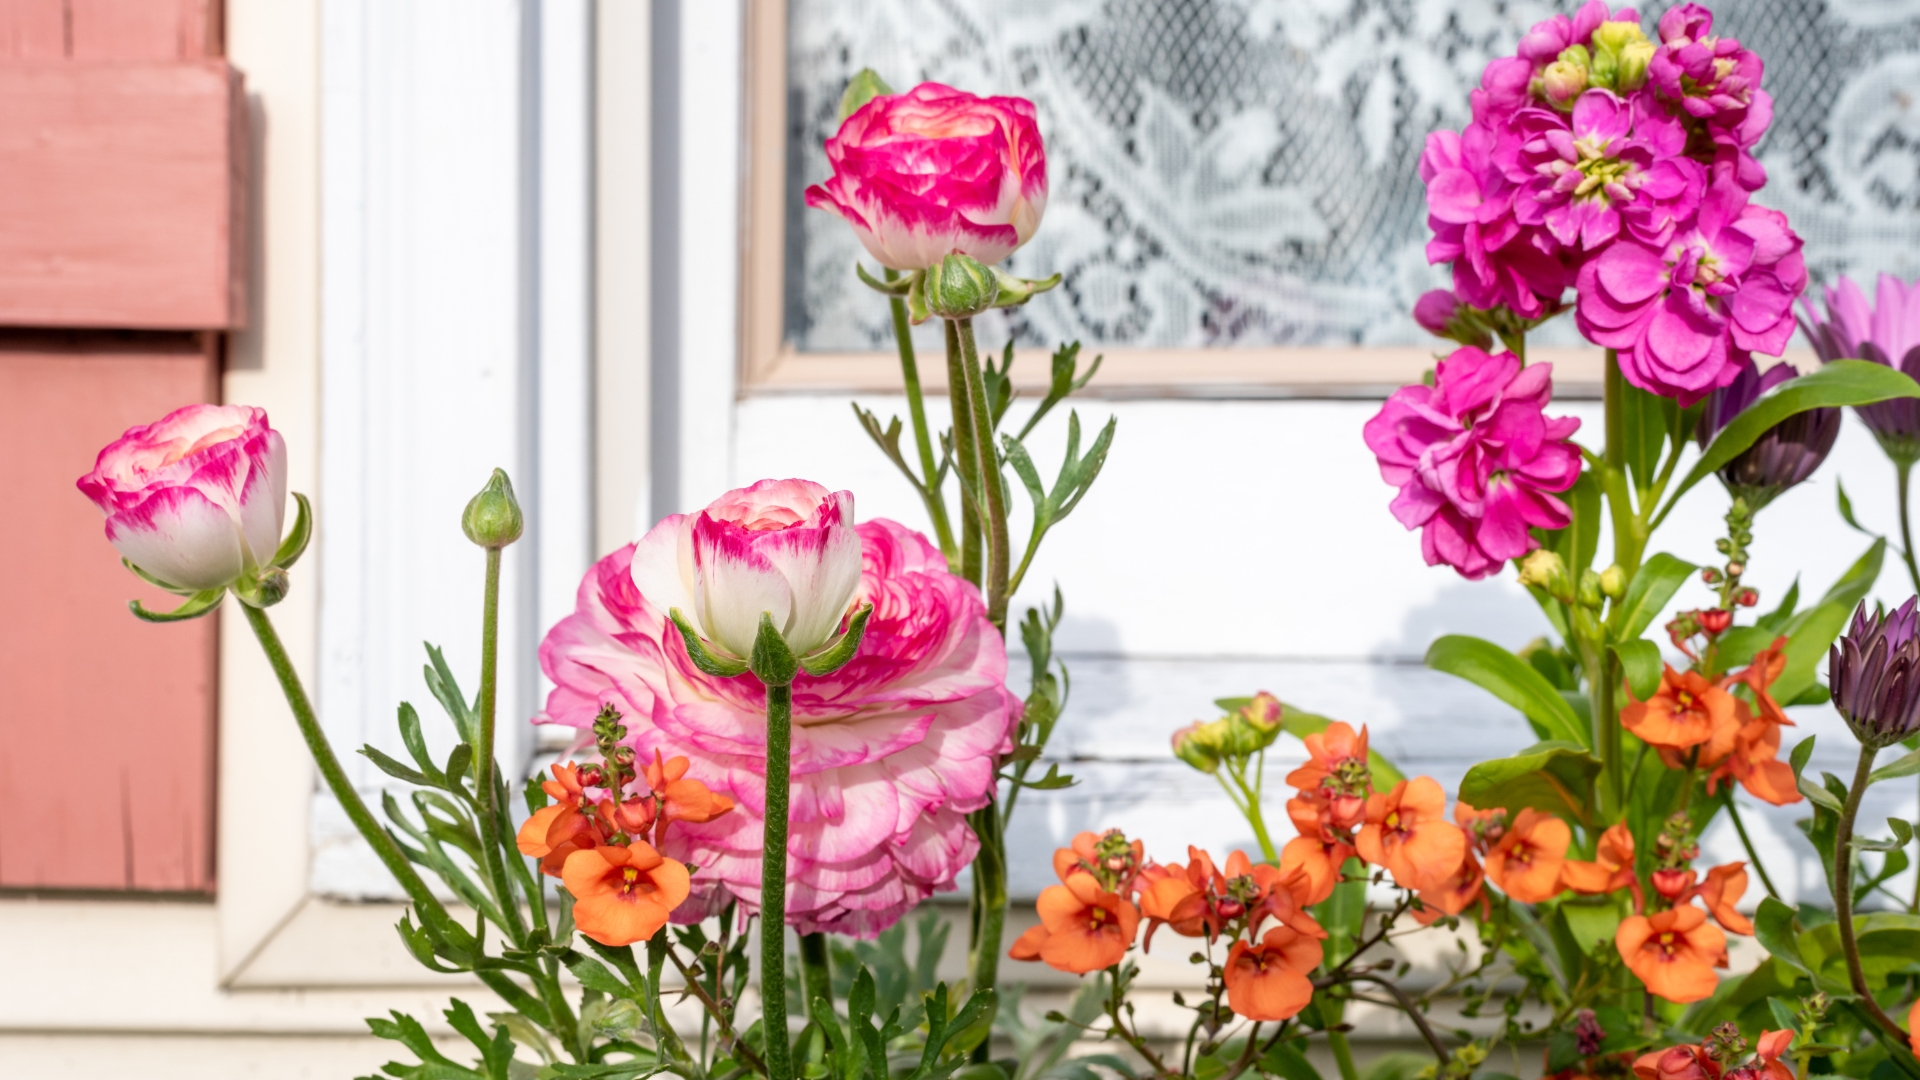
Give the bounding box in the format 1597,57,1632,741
1829,598,1920,749
1511,89,1702,252
1699,360,1839,509
1575,182,1806,405
1799,273,1920,463
1363,347,1584,580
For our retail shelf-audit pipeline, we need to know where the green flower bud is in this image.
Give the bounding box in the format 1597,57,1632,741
1171,719,1225,774
462,468,524,549
1541,59,1588,107
838,68,893,121
1515,549,1569,598
1599,564,1626,599
1589,21,1651,90
1616,41,1654,92
923,253,996,320
1577,569,1604,609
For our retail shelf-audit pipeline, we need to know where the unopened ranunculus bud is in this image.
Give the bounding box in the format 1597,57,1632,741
923,253,997,320
1541,59,1588,106
462,468,525,549
1599,565,1626,599
1171,720,1224,774
837,68,892,121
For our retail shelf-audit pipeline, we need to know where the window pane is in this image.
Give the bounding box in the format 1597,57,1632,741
786,0,1920,353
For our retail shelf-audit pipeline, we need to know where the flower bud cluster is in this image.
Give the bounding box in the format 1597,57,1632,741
1170,692,1285,775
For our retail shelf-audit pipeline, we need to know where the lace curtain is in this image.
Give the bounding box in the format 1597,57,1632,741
784,0,1920,353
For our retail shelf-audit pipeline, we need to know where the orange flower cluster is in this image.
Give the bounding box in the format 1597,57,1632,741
514,753,733,946
1010,831,1327,1022
1635,1028,1792,1080
1621,642,1801,806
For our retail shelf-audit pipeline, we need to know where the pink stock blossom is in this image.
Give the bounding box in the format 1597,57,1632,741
1650,3,1771,190
1421,126,1569,320
539,517,1017,938
805,82,1047,270
76,404,288,591
1575,184,1805,405
1510,90,1702,252
1363,348,1583,580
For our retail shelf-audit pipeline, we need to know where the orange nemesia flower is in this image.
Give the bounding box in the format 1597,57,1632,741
517,801,604,877
1356,777,1468,892
1692,862,1754,935
1137,849,1325,948
1279,796,1354,905
1623,667,1735,751
1223,926,1324,1021
1482,808,1571,903
1413,846,1486,924
1007,871,1141,974
1615,904,1727,1003
1052,830,1145,892
643,752,735,843
1694,645,1801,807
1633,1044,1719,1080
1137,847,1223,941
1909,997,1919,1056
1560,823,1640,908
1286,721,1371,830
560,841,691,947
1750,1029,1795,1080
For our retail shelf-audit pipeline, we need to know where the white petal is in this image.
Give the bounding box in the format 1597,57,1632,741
628,513,697,620
106,485,245,590
236,429,288,567
691,519,794,659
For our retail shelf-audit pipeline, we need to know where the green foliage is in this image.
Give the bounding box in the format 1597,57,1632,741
1425,635,1589,748
1457,741,1601,826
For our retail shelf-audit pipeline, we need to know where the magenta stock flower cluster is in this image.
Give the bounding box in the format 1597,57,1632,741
539,484,1016,938
1364,350,1583,580
1420,1,1802,405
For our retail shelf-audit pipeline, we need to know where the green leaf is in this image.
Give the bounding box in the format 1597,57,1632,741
1666,360,1920,512
1819,536,1886,611
1457,741,1601,826
424,643,479,743
1754,897,1811,976
1618,376,1676,497
1277,705,1406,788
837,68,892,120
398,702,442,780
1610,639,1664,701
1608,553,1696,642
129,587,226,622
1425,635,1589,748
562,953,635,998
1259,1041,1324,1080
274,491,314,570
361,744,433,787
1871,749,1920,786
1559,894,1626,957
1838,479,1876,536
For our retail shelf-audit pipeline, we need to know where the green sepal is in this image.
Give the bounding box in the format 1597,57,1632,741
838,68,893,120
749,612,799,687
230,566,289,609
906,271,932,325
273,492,313,570
666,608,750,677
855,262,914,297
798,604,874,677
121,556,198,596
130,587,226,622
990,268,1062,309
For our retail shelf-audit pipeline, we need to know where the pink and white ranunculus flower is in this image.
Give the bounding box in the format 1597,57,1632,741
632,479,864,660
1575,183,1806,405
1364,348,1583,580
804,82,1048,271
540,516,1017,937
75,404,288,591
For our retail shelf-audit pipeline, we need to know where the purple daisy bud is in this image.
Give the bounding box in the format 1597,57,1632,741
1699,360,1840,509
1829,598,1920,749
1798,273,1920,464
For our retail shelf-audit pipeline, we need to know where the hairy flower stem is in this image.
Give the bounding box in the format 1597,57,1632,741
762,681,796,1080
475,547,529,944
966,804,1008,1019
956,317,1011,629
242,603,574,1048
1834,743,1909,1043
945,320,983,586
885,272,956,562
799,932,833,1020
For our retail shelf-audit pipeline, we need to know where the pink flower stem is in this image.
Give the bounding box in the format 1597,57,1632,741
884,269,957,562
761,680,796,1080
945,319,984,586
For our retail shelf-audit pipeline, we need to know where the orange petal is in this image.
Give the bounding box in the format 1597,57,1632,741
1007,924,1048,961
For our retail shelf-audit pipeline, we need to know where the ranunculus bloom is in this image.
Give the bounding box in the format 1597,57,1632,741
1616,904,1727,1002
1800,273,1920,460
632,478,862,660
1510,90,1701,251
1356,777,1469,892
1224,926,1323,1022
1364,347,1583,579
1623,666,1734,750
561,842,692,947
1482,807,1571,903
1561,822,1641,905
76,403,288,591
539,517,1016,937
804,82,1047,271
1007,871,1140,974
1575,184,1806,406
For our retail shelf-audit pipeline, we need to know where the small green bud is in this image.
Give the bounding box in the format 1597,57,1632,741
1616,40,1653,92
1170,719,1224,774
1576,569,1604,609
838,68,893,121
1541,59,1589,107
462,468,524,549
1599,564,1626,599
923,253,996,320
1588,21,1651,90
1515,549,1569,597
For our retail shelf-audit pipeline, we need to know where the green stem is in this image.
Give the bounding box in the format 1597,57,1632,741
885,274,956,563
1900,460,1920,597
946,320,983,587
798,932,832,1020
956,317,1011,630
1595,651,1622,820
1723,792,1780,900
475,547,528,945
762,681,795,1080
1326,1023,1360,1080
1228,767,1278,864
1834,742,1909,1043
966,805,1008,1014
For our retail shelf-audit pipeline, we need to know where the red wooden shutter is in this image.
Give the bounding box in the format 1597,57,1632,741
0,0,242,892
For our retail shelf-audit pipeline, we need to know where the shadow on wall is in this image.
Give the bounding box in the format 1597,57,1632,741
1375,578,1557,661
